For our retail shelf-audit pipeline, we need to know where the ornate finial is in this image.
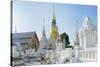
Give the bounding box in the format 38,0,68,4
15,25,17,33
53,5,55,20
75,20,79,45
52,4,56,24
42,17,46,36
76,20,78,33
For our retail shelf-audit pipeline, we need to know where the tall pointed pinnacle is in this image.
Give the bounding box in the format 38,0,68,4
75,20,79,45
76,20,78,34
14,25,18,37
52,4,56,24
53,5,55,20
15,25,17,33
42,17,46,36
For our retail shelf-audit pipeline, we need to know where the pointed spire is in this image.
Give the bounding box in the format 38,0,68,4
75,21,79,45
15,25,17,33
75,21,78,39
14,25,18,37
42,17,46,36
53,5,55,20
83,16,91,26
76,20,78,33
52,4,56,24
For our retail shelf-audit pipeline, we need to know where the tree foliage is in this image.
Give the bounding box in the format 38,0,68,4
60,32,70,47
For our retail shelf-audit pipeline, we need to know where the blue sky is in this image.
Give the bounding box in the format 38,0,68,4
13,0,97,42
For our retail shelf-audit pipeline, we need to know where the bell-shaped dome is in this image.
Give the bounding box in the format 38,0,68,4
40,35,49,49
35,22,49,57
40,17,49,49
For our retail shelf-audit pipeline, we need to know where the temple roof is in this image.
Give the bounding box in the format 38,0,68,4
82,16,92,26
39,18,48,49
12,32,35,39
12,32,40,49
79,16,96,32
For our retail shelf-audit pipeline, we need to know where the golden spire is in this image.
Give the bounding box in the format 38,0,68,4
52,4,56,24
50,4,58,42
49,4,58,49
53,5,55,20
75,20,79,45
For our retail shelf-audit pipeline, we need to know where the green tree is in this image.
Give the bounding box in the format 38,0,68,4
60,32,70,47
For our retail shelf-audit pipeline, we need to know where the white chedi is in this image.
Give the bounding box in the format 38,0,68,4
39,32,49,50
36,22,49,57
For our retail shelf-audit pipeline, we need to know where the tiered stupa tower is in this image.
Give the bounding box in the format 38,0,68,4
50,5,58,41
36,17,49,56
49,5,58,49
